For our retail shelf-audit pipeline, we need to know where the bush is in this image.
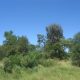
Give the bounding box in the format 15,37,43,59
21,51,42,68
72,52,80,67
4,58,13,73
3,54,22,73
9,55,22,66
3,51,43,72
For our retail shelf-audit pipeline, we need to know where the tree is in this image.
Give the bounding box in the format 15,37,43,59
71,32,80,66
3,31,17,56
45,24,65,59
0,46,6,60
73,32,80,43
46,24,63,43
3,31,29,56
29,44,36,51
45,41,65,59
37,34,46,47
60,38,73,53
17,36,29,54
3,31,17,45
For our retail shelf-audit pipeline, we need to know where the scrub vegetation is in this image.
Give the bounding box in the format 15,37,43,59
0,24,80,80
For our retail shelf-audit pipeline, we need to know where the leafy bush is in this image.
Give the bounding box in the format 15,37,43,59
9,55,22,66
72,52,80,67
3,54,22,73
4,58,13,73
21,51,42,68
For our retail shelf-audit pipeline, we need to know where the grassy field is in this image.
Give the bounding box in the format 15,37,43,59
0,60,80,80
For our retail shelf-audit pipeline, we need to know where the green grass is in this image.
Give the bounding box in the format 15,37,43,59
0,60,80,80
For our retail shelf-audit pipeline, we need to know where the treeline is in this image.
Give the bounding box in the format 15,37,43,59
0,24,80,73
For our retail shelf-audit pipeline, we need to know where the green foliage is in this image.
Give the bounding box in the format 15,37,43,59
3,54,22,73
2,31,29,57
4,58,13,73
0,60,80,80
37,34,46,47
71,43,80,67
71,32,80,67
0,24,80,74
45,42,65,59
3,31,17,45
21,51,42,68
2,31,17,56
3,51,43,73
72,52,80,67
73,32,80,43
0,46,6,60
29,44,36,51
45,24,66,59
9,55,22,66
46,24,63,43
17,36,29,54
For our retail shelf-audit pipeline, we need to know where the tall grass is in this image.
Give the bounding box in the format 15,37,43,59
0,60,80,80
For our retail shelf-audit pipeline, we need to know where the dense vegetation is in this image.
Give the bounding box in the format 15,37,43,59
0,24,80,79
0,60,80,80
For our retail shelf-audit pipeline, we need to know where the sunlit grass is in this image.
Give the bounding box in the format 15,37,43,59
0,60,80,80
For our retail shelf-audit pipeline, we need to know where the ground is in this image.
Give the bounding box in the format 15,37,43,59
0,60,80,80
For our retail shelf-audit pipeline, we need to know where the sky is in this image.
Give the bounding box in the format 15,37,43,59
0,0,80,44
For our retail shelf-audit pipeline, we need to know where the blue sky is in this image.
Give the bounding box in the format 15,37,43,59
0,0,80,44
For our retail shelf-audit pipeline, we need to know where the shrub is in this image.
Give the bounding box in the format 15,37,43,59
3,54,22,73
9,55,22,66
21,51,42,68
3,51,43,72
72,52,80,67
4,58,13,73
